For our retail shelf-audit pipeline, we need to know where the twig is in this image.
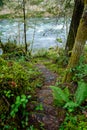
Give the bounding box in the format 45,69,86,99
2,95,10,107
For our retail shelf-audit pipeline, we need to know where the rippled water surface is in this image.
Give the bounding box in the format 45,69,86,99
0,17,68,50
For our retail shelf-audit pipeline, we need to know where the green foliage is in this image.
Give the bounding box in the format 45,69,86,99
63,0,74,9
75,64,87,81
0,42,17,53
0,59,31,97
75,81,87,105
56,50,68,67
33,49,48,58
0,14,11,19
0,56,44,129
30,0,43,5
48,47,68,67
51,81,87,112
73,56,87,82
4,90,14,98
59,114,87,130
0,57,43,98
47,48,59,61
50,86,69,106
27,125,38,130
10,94,31,118
63,101,78,112
35,103,43,111
0,42,25,59
56,38,62,43
1,94,31,129
0,48,60,129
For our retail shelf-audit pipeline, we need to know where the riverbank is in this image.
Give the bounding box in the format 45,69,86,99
0,3,72,19
0,11,61,19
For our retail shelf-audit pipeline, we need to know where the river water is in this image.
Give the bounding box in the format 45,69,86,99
0,17,69,51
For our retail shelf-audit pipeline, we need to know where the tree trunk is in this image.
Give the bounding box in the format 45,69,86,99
0,0,3,6
63,2,87,83
65,0,84,54
23,0,27,54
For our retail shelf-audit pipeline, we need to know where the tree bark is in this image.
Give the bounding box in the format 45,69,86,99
65,0,84,54
0,0,3,7
23,0,27,54
63,2,87,83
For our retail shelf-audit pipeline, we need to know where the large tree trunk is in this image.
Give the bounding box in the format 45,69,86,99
65,0,84,54
63,2,87,83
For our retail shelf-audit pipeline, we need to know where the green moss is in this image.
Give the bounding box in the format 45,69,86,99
0,56,44,114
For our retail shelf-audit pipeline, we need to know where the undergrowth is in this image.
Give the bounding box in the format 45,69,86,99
51,55,87,130
59,114,87,130
0,53,44,129
51,81,87,112
1,43,87,129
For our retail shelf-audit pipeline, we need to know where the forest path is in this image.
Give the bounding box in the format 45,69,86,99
30,64,65,130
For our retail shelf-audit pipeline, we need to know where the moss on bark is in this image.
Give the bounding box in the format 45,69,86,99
65,0,84,54
63,3,87,82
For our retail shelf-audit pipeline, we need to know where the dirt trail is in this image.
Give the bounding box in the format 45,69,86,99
30,64,65,130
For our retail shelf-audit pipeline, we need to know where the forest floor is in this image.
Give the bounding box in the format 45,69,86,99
1,46,87,130
28,63,65,130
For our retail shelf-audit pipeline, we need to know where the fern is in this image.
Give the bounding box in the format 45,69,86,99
51,82,87,112
50,86,70,106
75,81,87,105
64,101,78,112
63,87,70,98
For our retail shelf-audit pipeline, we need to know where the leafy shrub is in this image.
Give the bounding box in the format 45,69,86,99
59,114,87,130
0,42,24,53
75,82,87,105
33,48,48,58
0,94,31,129
51,81,87,112
71,55,87,82
74,64,87,82
0,57,43,115
56,50,68,66
0,42,25,60
0,57,44,129
50,86,70,106
0,60,30,95
47,47,68,67
10,94,31,118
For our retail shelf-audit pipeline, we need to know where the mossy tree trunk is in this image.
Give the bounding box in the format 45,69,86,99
65,0,84,55
63,2,87,83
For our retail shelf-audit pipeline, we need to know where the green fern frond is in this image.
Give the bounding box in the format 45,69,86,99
64,101,78,112
63,87,70,98
50,86,70,106
75,81,87,105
